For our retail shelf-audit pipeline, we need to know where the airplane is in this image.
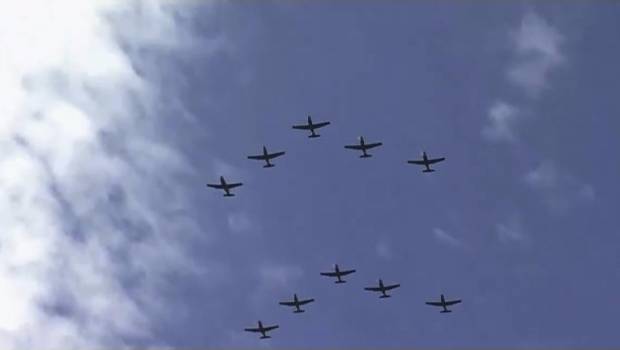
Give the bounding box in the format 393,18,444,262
247,146,285,168
244,320,279,339
425,294,462,313
279,293,315,313
344,136,383,158
206,176,243,197
364,279,400,298
407,151,445,173
292,115,330,138
320,264,356,284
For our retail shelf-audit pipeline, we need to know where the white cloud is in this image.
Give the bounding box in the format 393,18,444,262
432,228,462,248
482,101,520,143
508,12,564,97
496,220,527,244
524,162,595,212
0,1,214,348
227,212,253,234
375,240,392,260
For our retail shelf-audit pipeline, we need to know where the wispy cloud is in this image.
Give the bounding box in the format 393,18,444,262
482,101,520,143
227,212,254,234
483,12,564,145
0,1,215,348
496,218,527,244
524,162,595,212
432,228,463,248
375,239,393,260
508,12,565,97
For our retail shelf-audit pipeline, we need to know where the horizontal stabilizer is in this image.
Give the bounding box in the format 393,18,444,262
263,164,275,168
440,310,452,313
360,154,372,158
260,336,271,339
308,134,320,138
422,169,435,173
293,309,305,314
335,280,346,284
379,295,391,299
224,193,235,197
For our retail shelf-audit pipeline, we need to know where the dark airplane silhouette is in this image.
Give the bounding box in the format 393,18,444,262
292,115,330,138
206,176,243,197
279,293,315,313
364,279,400,298
407,151,445,172
344,136,383,158
244,320,279,339
247,146,285,168
425,294,462,313
320,264,356,284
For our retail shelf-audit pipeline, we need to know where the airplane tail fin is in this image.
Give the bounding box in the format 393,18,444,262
440,310,452,313
379,295,391,299
263,164,275,168
422,169,435,173
224,193,235,197
360,154,372,158
260,336,271,339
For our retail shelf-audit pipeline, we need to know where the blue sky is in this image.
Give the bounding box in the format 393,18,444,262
2,1,620,349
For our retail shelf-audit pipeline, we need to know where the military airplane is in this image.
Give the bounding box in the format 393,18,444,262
206,176,243,197
292,115,330,138
247,146,285,168
425,294,462,313
407,151,445,173
364,279,400,298
244,320,279,339
320,264,356,284
344,136,383,158
279,293,315,313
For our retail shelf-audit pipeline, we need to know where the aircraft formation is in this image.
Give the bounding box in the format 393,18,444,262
206,116,456,340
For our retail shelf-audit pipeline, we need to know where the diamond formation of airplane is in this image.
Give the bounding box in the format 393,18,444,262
364,279,401,298
292,115,331,138
247,145,286,168
279,293,315,313
244,320,279,339
320,264,356,284
344,136,383,158
425,294,462,313
206,176,243,197
407,151,445,173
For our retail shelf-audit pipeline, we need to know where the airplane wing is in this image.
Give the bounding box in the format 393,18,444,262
427,157,445,164
364,286,383,292
407,160,426,165
206,184,225,189
320,271,339,277
313,121,330,128
384,283,400,291
292,124,312,130
298,298,315,305
279,301,297,307
263,325,279,332
268,151,285,159
444,299,462,306
344,145,364,150
227,183,243,189
364,142,383,149
247,155,268,161
340,269,355,276
425,301,443,306
244,327,261,333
